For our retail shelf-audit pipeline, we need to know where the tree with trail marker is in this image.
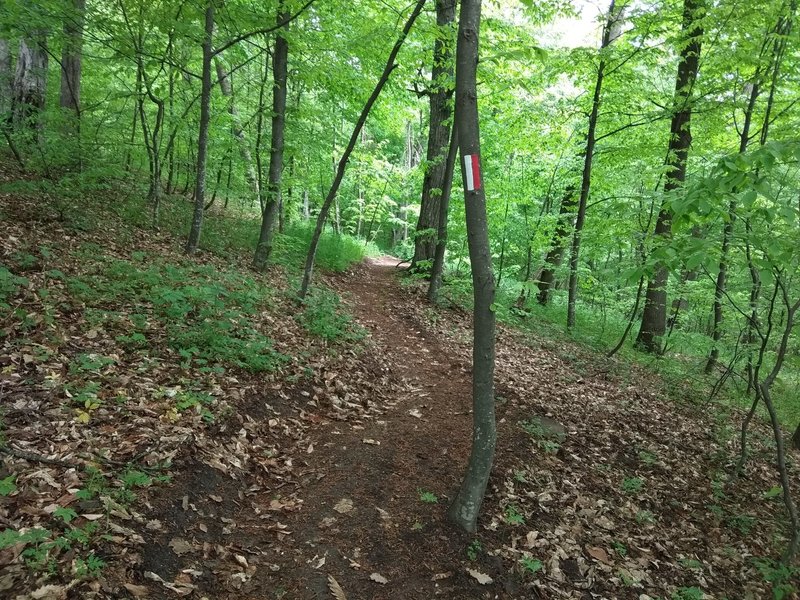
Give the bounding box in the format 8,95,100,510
447,0,497,534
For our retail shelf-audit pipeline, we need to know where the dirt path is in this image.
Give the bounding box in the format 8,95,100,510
259,257,486,599
134,256,790,600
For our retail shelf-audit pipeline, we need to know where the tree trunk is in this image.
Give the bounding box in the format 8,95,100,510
12,29,48,133
566,0,618,329
428,123,458,302
214,56,260,204
59,0,85,115
253,5,289,270
536,186,577,305
635,0,703,353
447,0,496,535
705,81,759,372
411,0,456,272
298,0,426,299
185,1,215,255
1,38,13,118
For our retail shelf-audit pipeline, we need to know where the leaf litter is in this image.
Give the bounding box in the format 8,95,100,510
1,180,796,599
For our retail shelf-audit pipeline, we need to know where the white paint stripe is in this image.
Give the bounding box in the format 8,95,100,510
464,154,475,191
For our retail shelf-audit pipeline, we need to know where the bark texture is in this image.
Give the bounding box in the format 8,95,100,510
253,6,290,270
411,0,456,270
0,38,12,117
427,123,458,302
214,57,260,205
536,186,576,305
635,0,703,353
447,0,496,535
12,30,48,132
59,0,85,114
185,1,215,254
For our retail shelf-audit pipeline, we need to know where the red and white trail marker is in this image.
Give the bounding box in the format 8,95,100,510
463,154,481,191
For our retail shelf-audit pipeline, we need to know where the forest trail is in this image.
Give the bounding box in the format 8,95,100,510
250,257,482,599
0,181,789,599
122,254,790,600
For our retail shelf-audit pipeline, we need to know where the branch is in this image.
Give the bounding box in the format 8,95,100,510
212,0,316,56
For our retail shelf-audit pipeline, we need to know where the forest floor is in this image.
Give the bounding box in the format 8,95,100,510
1,167,798,599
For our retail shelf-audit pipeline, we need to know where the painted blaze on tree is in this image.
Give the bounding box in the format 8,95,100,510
447,0,497,535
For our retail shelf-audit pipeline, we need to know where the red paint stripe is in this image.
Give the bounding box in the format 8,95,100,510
471,154,481,190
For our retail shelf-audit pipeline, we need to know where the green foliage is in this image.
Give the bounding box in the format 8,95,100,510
621,477,644,494
520,556,543,576
0,266,28,307
671,587,704,600
417,489,438,504
174,390,216,423
53,507,78,524
637,450,658,466
611,541,627,557
755,559,799,600
636,509,655,524
504,505,525,525
276,224,369,273
296,288,365,343
726,514,756,535
68,259,285,373
519,418,562,454
466,539,481,561
0,475,17,497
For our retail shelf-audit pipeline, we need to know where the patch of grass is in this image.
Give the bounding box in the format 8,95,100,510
637,449,658,465
671,587,704,600
466,539,481,561
0,266,28,307
621,477,644,494
418,489,438,504
68,258,286,373
755,558,799,600
727,513,756,535
504,505,525,525
520,556,543,576
636,509,656,524
296,288,366,343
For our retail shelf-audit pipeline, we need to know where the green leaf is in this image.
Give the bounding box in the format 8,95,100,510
0,475,16,497
54,507,78,524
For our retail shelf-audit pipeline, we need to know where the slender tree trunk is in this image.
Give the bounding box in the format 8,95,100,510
166,62,176,193
59,0,85,115
635,0,703,353
186,1,215,254
214,56,260,203
298,0,427,299
411,0,456,271
447,0,496,535
428,123,458,302
12,28,48,134
705,82,759,372
566,0,618,329
253,6,290,270
0,38,10,118
537,186,576,305
709,5,793,371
